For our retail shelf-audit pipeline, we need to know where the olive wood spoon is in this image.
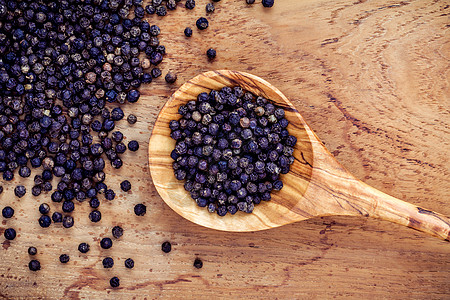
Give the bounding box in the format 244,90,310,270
148,70,450,240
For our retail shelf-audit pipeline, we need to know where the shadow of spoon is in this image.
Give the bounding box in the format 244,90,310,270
148,70,449,240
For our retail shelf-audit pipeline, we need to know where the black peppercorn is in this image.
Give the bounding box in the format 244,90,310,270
120,180,132,192
62,216,74,228
184,27,193,37
59,254,70,264
78,243,90,253
100,237,113,249
39,203,50,215
14,185,26,198
262,0,275,7
102,257,114,268
4,228,16,240
52,212,63,223
38,215,52,228
196,17,209,30
2,206,14,218
193,258,203,269
165,72,177,84
29,260,41,271
110,276,120,288
127,114,137,124
161,241,171,253
28,247,37,256
128,140,139,151
89,198,100,209
124,258,134,269
112,226,123,239
89,210,102,223
134,203,147,216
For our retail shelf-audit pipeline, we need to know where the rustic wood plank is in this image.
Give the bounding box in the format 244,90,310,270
0,0,449,299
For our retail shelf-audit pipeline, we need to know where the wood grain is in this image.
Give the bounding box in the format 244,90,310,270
1,0,449,299
149,69,450,239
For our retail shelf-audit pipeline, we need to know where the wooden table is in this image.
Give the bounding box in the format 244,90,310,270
1,0,449,298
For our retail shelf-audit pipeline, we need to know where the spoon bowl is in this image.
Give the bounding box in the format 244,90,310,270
149,70,450,240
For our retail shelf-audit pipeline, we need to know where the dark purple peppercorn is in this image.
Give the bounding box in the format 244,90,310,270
100,238,113,249
184,27,193,37
78,243,90,253
14,185,26,198
110,276,120,288
2,206,14,218
193,258,203,269
262,0,275,7
161,241,171,253
38,215,51,228
196,17,209,30
59,254,70,264
120,180,132,192
28,247,37,256
62,216,74,228
29,260,41,271
134,204,147,216
105,189,116,201
4,228,16,240
89,198,100,209
165,72,177,84
62,201,75,213
125,258,134,269
246,0,255,4
128,140,140,152
39,203,50,215
206,3,215,13
127,114,137,124
103,257,114,268
89,210,102,223
52,212,63,223
206,48,216,60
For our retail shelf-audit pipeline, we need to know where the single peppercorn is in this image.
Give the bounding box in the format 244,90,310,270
161,241,171,253
110,276,120,288
89,210,102,222
14,185,26,198
127,114,137,124
38,215,52,228
165,72,177,84
246,0,255,4
196,17,209,30
59,254,70,264
206,48,216,60
193,258,203,269
78,243,90,253
262,0,275,7
2,206,14,218
184,27,193,37
134,204,147,216
39,203,50,215
112,226,123,239
206,3,215,13
28,247,37,256
102,257,114,268
100,237,113,249
128,140,140,152
4,228,16,240
124,258,134,269
29,260,41,271
52,212,63,223
120,180,131,192
62,216,74,228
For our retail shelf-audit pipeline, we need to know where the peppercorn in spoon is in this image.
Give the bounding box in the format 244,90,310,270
149,70,450,240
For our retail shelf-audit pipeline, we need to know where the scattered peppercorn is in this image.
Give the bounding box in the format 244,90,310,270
127,114,138,124
112,226,124,239
14,185,26,198
2,206,14,218
165,72,177,84
120,180,132,192
193,258,203,269
206,48,216,60
59,254,70,264
89,210,102,223
62,216,74,228
196,17,209,30
161,241,172,253
38,215,52,228
100,238,113,249
4,228,16,240
39,203,50,215
78,243,90,254
28,247,37,256
206,3,215,13
134,204,147,216
110,276,120,288
125,258,135,269
262,0,275,7
28,260,41,271
184,27,193,37
102,257,114,268
128,141,140,152
246,0,255,4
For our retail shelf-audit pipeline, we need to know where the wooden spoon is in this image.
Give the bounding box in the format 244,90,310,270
148,70,450,240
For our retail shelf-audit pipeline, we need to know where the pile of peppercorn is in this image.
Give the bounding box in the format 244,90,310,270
169,87,296,216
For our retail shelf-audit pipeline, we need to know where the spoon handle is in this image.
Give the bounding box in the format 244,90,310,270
356,182,450,240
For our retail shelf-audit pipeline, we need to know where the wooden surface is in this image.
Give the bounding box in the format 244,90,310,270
1,0,449,299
